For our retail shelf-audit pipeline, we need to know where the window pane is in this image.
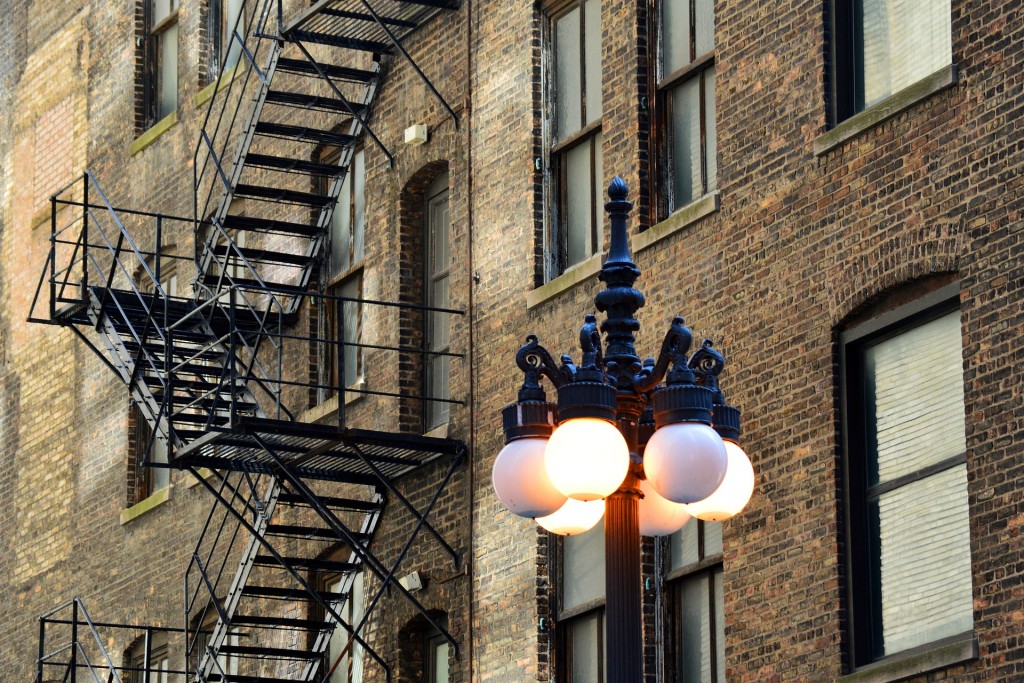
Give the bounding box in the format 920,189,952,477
670,518,700,570
584,0,602,123
694,0,714,56
713,568,725,680
864,311,965,485
676,572,712,683
592,133,604,253
564,519,605,609
570,611,602,683
432,640,450,682
860,0,952,106
158,23,178,120
565,140,595,267
875,464,973,655
555,7,582,138
703,67,717,193
662,0,691,74
337,275,362,388
669,76,701,208
223,0,244,72
331,165,352,274
352,150,366,264
703,521,722,557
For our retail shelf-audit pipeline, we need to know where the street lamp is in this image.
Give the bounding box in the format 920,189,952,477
491,177,754,682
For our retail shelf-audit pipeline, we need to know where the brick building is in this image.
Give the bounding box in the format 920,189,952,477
0,0,1021,681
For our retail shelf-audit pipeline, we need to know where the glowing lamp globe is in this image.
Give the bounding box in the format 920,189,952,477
536,498,605,536
643,422,727,504
638,478,692,536
492,438,567,518
684,440,754,521
544,417,629,501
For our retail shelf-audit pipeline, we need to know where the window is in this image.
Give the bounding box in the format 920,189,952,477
144,0,179,126
321,568,365,683
321,147,365,399
657,0,716,214
666,521,724,683
128,265,178,506
191,610,239,677
427,629,450,683
559,520,605,682
841,290,973,667
424,173,450,430
125,632,170,683
208,0,246,80
548,0,603,277
830,0,952,124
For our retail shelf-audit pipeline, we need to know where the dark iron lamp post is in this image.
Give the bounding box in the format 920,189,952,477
491,177,754,682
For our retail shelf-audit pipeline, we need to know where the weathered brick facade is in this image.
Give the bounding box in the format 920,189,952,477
1,0,1022,681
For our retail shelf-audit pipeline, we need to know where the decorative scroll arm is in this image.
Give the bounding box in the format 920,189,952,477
689,338,725,400
634,316,694,393
515,334,567,400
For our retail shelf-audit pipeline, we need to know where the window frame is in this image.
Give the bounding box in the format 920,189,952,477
664,520,725,683
143,0,179,128
828,0,953,127
545,0,604,279
556,520,606,683
423,172,451,431
207,0,246,81
839,283,973,669
654,0,717,219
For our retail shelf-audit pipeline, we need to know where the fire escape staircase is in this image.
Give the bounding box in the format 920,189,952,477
29,1,464,681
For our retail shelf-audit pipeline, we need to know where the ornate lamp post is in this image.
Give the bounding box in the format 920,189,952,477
491,177,754,682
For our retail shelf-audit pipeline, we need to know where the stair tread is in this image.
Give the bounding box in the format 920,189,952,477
277,492,383,512
253,122,355,146
253,555,358,572
320,7,418,29
266,523,370,542
276,57,377,83
243,153,348,178
240,585,341,601
231,614,333,629
219,644,321,659
211,243,314,267
234,183,334,207
200,273,308,294
289,29,393,54
222,214,320,237
265,89,367,116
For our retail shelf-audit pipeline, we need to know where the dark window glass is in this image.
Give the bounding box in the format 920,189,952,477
667,520,724,683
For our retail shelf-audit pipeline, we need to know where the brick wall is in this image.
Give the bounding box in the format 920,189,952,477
1,0,1022,681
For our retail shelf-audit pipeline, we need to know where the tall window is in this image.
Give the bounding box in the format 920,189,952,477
657,0,716,214
559,521,605,682
125,633,170,683
129,265,178,506
426,626,451,683
424,173,450,430
321,567,365,683
191,610,239,677
144,0,179,126
549,0,603,277
666,521,724,683
321,148,365,399
208,0,245,80
831,0,952,123
841,289,973,666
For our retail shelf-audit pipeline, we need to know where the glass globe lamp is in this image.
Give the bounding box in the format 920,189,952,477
492,437,567,518
536,498,606,536
544,417,629,501
638,478,692,536
683,439,754,521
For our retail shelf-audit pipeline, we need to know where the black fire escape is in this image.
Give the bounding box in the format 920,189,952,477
29,1,465,681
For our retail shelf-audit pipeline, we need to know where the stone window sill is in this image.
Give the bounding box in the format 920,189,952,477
424,422,449,439
526,252,604,309
129,111,179,156
634,192,720,253
299,380,368,425
193,64,241,108
120,485,172,525
814,65,958,156
838,632,977,683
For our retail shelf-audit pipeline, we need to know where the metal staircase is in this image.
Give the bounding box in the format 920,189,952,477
30,1,465,680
